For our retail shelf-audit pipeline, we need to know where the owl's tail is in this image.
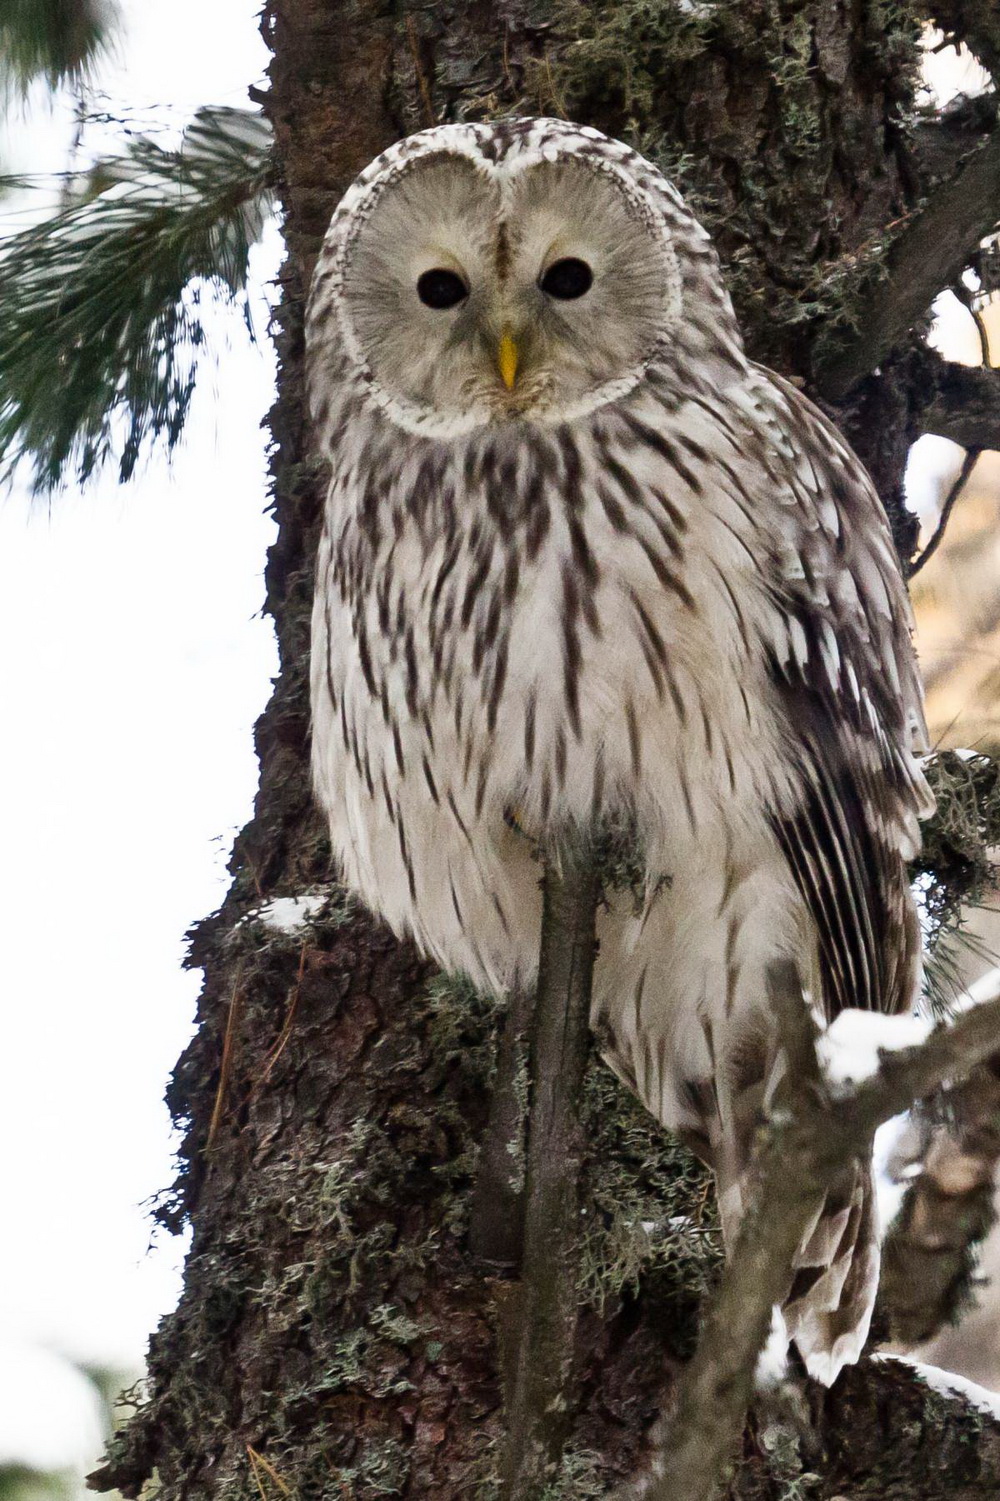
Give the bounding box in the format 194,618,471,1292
716,1148,880,1386
781,1157,880,1383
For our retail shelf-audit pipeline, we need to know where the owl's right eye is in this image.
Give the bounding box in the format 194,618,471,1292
416,269,468,309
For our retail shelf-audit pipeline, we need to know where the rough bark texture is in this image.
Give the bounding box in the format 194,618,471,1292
90,3,1000,1499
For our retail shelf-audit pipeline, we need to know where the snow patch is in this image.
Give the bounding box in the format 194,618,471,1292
755,1306,790,1389
873,1112,916,1239
955,964,1000,1014
247,890,331,933
817,1009,932,1094
879,1354,1000,1421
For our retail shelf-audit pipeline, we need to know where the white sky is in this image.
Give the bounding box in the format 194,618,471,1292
0,14,992,1488
0,0,277,1482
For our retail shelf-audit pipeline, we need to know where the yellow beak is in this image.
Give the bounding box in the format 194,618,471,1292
498,332,519,390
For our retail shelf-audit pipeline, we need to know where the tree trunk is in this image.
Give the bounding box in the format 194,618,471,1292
91,2,1000,1497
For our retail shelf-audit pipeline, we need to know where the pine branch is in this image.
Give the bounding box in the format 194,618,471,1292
0,0,115,92
638,970,1000,1501
0,106,275,491
815,128,1000,399
501,839,599,1499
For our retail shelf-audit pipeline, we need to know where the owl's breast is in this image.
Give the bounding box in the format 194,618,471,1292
312,409,792,979
479,488,785,858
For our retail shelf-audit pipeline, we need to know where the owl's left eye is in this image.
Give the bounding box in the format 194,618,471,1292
539,257,593,300
417,268,468,309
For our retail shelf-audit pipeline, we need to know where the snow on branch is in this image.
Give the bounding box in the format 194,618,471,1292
634,965,1000,1501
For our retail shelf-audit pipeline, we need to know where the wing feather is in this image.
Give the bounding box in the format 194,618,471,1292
748,368,932,1019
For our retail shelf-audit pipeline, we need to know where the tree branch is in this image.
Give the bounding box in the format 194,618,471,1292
907,446,981,578
918,354,1000,449
501,839,599,1498
881,1053,1000,1345
842,991,1000,1148
469,983,533,1267
638,973,1000,1501
634,964,827,1501
912,92,998,185
815,129,1000,399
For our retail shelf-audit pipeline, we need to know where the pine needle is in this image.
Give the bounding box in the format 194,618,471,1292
0,104,275,490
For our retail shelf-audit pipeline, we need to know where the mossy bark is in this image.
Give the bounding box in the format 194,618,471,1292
90,3,1000,1498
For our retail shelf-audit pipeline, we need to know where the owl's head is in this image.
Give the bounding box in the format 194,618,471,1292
307,119,744,440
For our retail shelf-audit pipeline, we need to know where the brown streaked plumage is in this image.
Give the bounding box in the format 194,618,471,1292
306,118,933,1384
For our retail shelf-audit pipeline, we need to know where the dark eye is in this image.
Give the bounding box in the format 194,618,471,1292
539,257,593,300
417,268,468,309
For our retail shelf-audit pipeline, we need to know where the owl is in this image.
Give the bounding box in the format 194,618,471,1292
305,118,933,1384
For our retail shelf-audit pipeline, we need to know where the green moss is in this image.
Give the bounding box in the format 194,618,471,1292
528,0,926,375
289,1309,422,1403
505,1045,530,1193
580,1060,721,1334
288,1436,410,1498
756,1413,822,1501
538,1446,608,1498
535,0,716,125
911,751,1000,1015
468,1440,608,1500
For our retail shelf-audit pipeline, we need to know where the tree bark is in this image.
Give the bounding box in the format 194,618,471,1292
90,3,1000,1499
501,845,599,1497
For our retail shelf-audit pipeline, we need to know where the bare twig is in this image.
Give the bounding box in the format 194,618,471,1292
638,972,1000,1501
246,1446,291,1498
206,966,245,1154
815,128,1000,398
501,838,599,1498
974,310,992,365
951,276,993,364
247,942,309,1101
907,447,981,578
971,304,992,367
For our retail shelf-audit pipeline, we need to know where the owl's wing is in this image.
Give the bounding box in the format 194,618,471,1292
741,367,933,1020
